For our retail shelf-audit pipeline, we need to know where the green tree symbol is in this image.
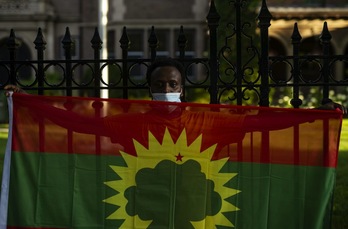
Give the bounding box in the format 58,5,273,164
124,159,222,228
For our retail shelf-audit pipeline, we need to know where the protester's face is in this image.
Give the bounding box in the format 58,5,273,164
149,66,182,94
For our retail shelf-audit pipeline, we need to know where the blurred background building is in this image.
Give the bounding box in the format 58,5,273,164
0,0,347,77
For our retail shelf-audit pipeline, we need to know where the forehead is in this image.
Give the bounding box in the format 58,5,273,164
150,66,182,83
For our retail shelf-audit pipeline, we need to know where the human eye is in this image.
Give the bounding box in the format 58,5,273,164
154,81,164,88
169,81,178,88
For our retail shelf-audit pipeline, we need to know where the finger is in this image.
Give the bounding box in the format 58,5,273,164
4,91,12,97
4,85,22,93
4,85,15,91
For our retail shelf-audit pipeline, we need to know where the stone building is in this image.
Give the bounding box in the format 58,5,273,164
0,0,347,78
268,0,348,81
0,0,209,61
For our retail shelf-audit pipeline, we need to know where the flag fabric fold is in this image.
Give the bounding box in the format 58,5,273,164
0,93,343,229
0,92,13,229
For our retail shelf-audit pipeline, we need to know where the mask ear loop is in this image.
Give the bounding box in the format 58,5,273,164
179,86,184,101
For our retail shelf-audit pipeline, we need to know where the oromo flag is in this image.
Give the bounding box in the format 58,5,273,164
0,93,343,229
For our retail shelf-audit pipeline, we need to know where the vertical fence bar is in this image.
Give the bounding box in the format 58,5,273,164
62,28,74,159
7,29,19,86
257,0,272,165
177,26,187,59
34,28,47,96
33,29,47,157
91,28,102,98
120,27,130,99
206,0,220,104
319,21,331,199
257,0,272,107
290,23,302,166
289,24,301,206
62,27,73,97
90,28,103,171
177,25,187,99
290,23,302,109
320,22,332,105
234,0,243,105
148,26,158,61
92,100,103,155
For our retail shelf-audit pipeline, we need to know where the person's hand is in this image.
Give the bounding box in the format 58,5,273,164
4,84,25,96
316,101,347,114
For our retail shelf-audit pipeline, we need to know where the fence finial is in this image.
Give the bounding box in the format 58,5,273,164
319,22,332,44
62,27,72,46
91,27,103,50
7,29,20,50
148,26,158,60
206,0,220,26
257,0,272,27
34,28,47,50
119,26,130,50
291,23,302,44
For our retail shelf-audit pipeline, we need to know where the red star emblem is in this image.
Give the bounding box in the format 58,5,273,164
175,153,183,161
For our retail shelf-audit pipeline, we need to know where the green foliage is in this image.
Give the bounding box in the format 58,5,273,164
43,72,66,96
185,88,210,103
269,86,293,107
0,93,8,123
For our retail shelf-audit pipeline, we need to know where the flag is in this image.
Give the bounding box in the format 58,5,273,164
0,93,343,229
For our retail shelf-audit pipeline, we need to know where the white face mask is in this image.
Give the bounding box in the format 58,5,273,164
152,92,181,102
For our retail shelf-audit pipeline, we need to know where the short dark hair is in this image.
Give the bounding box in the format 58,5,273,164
146,58,185,85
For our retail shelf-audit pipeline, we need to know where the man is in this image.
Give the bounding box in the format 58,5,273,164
146,58,184,102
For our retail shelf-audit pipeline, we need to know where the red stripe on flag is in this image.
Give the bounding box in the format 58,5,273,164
11,93,342,168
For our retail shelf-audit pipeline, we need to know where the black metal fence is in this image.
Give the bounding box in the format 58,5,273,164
0,0,348,107
0,1,345,226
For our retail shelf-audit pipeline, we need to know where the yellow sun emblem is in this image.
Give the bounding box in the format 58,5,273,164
104,128,240,228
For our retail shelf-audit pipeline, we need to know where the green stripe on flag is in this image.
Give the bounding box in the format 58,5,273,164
8,152,335,229
8,152,125,228
222,162,335,229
